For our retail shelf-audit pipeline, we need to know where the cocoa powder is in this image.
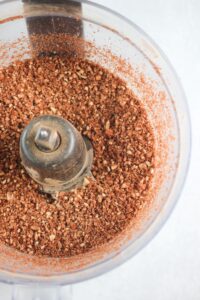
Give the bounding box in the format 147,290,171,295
0,55,155,257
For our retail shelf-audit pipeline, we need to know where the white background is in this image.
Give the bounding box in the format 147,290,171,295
1,0,200,299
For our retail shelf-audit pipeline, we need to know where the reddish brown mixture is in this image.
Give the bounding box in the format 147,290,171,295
0,55,154,257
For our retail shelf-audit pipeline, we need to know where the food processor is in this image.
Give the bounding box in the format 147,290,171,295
0,0,191,299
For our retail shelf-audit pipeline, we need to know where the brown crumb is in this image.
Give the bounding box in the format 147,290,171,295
0,55,155,258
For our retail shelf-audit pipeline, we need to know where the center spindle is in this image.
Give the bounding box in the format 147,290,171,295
20,115,93,199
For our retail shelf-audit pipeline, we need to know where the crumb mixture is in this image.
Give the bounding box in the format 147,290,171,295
0,55,154,257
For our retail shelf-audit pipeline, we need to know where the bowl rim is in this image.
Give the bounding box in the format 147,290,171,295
0,0,191,286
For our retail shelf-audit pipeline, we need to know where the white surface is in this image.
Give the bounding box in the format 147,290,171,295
1,0,200,299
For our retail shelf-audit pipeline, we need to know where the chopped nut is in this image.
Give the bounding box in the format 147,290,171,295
46,211,51,218
111,164,118,170
6,192,14,201
50,106,57,113
49,234,56,241
105,120,110,130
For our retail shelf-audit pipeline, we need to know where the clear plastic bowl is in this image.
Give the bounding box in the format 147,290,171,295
0,0,191,297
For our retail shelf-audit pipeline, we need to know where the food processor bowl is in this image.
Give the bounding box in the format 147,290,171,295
0,0,191,298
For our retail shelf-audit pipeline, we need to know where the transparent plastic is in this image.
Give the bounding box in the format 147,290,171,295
0,0,191,298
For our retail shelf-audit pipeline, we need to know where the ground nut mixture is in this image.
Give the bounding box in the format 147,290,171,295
0,55,154,257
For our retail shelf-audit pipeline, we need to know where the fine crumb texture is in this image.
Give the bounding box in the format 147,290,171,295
0,55,154,257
